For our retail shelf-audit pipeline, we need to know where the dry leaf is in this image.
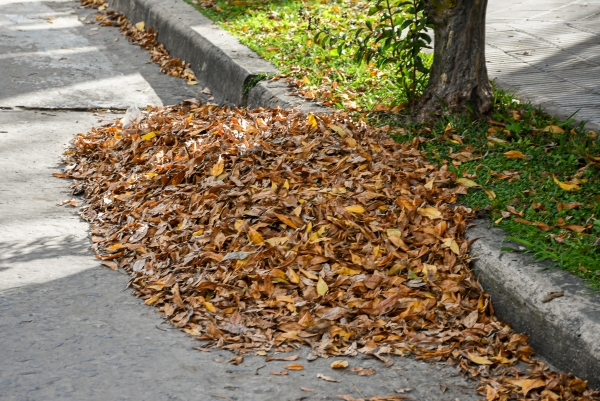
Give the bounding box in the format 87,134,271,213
317,373,339,382
552,174,580,191
349,367,376,376
330,360,349,369
317,277,329,296
542,291,564,303
212,157,225,177
265,354,299,362
62,98,598,401
468,353,493,365
456,178,480,187
345,205,365,214
543,125,565,134
417,207,442,220
504,150,525,159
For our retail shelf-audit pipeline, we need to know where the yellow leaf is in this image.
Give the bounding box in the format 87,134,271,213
345,137,357,148
211,157,224,177
266,236,289,246
141,131,156,141
145,293,162,305
504,150,525,159
388,263,406,275
145,172,158,179
335,267,361,276
552,174,580,191
417,207,442,219
247,227,264,245
386,228,402,238
293,206,302,217
330,360,348,369
307,113,318,129
107,243,125,251
519,379,546,396
299,268,319,280
135,21,145,30
234,220,246,232
543,125,565,134
192,230,204,237
328,124,346,137
468,353,493,365
483,188,496,199
456,178,480,187
316,277,329,295
283,179,290,189
305,221,313,233
275,213,299,229
442,238,460,255
287,267,300,284
345,205,365,214
204,302,216,313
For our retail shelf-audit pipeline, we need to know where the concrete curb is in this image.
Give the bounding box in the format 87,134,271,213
109,0,328,112
467,220,600,388
107,0,600,388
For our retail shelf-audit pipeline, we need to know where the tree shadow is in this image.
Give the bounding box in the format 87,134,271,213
0,234,92,272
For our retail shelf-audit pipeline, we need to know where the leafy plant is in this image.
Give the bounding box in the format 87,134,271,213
309,0,432,108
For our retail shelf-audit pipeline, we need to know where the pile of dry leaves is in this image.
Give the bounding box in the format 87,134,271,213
81,0,197,83
60,102,598,401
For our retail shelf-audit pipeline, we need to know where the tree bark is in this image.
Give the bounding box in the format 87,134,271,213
418,0,493,121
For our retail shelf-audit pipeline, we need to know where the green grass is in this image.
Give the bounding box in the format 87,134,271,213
398,91,600,287
191,0,426,110
187,0,600,287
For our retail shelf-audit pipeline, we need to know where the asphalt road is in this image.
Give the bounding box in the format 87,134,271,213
0,0,480,400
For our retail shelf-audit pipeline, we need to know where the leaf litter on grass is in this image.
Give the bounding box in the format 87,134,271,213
60,102,599,401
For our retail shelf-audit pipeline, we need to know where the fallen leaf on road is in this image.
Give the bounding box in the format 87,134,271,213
330,360,349,369
542,291,564,303
317,373,339,382
265,354,299,362
349,367,376,376
269,370,288,376
468,353,493,365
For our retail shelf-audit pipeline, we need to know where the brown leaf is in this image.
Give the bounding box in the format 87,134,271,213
269,371,288,376
317,373,339,382
504,150,526,159
349,367,376,376
265,354,299,362
330,360,349,369
542,291,564,303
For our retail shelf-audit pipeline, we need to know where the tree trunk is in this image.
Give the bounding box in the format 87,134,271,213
418,0,493,121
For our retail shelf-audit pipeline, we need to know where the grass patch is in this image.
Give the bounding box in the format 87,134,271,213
189,0,428,110
383,91,600,287
187,0,600,287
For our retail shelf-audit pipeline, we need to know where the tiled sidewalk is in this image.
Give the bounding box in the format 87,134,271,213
486,0,600,128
